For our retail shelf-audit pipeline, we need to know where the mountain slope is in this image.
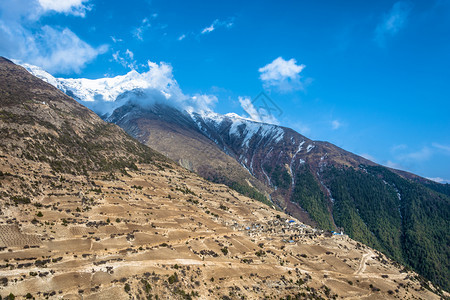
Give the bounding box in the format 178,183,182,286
19,62,273,206
192,112,450,291
104,91,450,292
106,103,272,206
190,112,381,224
0,58,167,176
19,60,450,292
323,165,450,291
1,57,445,299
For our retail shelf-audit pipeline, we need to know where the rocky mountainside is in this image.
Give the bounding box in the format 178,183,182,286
18,60,450,292
189,111,374,217
0,58,168,177
190,110,450,292
106,103,272,206
19,62,273,205
3,58,446,299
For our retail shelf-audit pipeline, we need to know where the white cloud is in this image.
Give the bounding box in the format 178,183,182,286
259,57,306,92
1,23,106,74
133,18,151,41
132,13,161,41
360,153,376,162
388,143,450,168
133,13,160,41
144,61,175,90
427,177,450,184
238,96,279,125
200,18,234,35
178,18,234,41
399,146,432,161
111,36,123,43
384,143,450,179
292,122,311,136
0,0,104,74
33,26,107,74
239,97,259,120
385,145,432,171
432,142,450,154
38,0,90,16
189,94,218,113
201,23,215,34
375,1,413,46
112,49,136,70
131,62,218,113
125,49,134,60
385,160,404,169
53,59,218,116
331,120,342,130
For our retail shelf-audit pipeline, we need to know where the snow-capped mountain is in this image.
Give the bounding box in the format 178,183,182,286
13,59,450,292
19,60,189,117
189,110,373,202
3,57,447,300
58,70,157,102
17,62,65,90
19,61,174,102
190,110,285,152
17,61,421,223
19,61,374,200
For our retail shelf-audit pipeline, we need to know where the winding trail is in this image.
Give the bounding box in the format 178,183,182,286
355,249,375,275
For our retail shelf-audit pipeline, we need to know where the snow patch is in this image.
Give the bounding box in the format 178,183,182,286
20,60,218,117
197,111,285,149
18,62,63,89
289,140,305,186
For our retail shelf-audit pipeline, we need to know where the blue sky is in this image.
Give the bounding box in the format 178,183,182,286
1,0,449,182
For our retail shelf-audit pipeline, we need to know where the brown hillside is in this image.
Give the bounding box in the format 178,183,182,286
0,58,444,299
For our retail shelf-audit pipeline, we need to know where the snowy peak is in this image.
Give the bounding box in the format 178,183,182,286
58,69,165,103
190,110,285,150
20,64,170,103
18,60,221,118
18,61,314,165
18,61,63,90
18,61,309,162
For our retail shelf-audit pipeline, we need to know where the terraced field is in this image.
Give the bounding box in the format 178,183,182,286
0,58,445,299
0,155,444,299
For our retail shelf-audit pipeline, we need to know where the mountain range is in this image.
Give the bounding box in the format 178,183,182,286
14,59,450,293
2,57,447,299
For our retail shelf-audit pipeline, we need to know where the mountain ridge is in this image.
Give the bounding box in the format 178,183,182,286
18,60,420,182
106,102,273,207
2,57,446,299
15,60,446,184
16,59,450,291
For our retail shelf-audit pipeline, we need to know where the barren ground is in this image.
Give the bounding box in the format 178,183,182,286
0,156,444,299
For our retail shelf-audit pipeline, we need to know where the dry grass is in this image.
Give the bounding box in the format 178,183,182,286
0,156,444,300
